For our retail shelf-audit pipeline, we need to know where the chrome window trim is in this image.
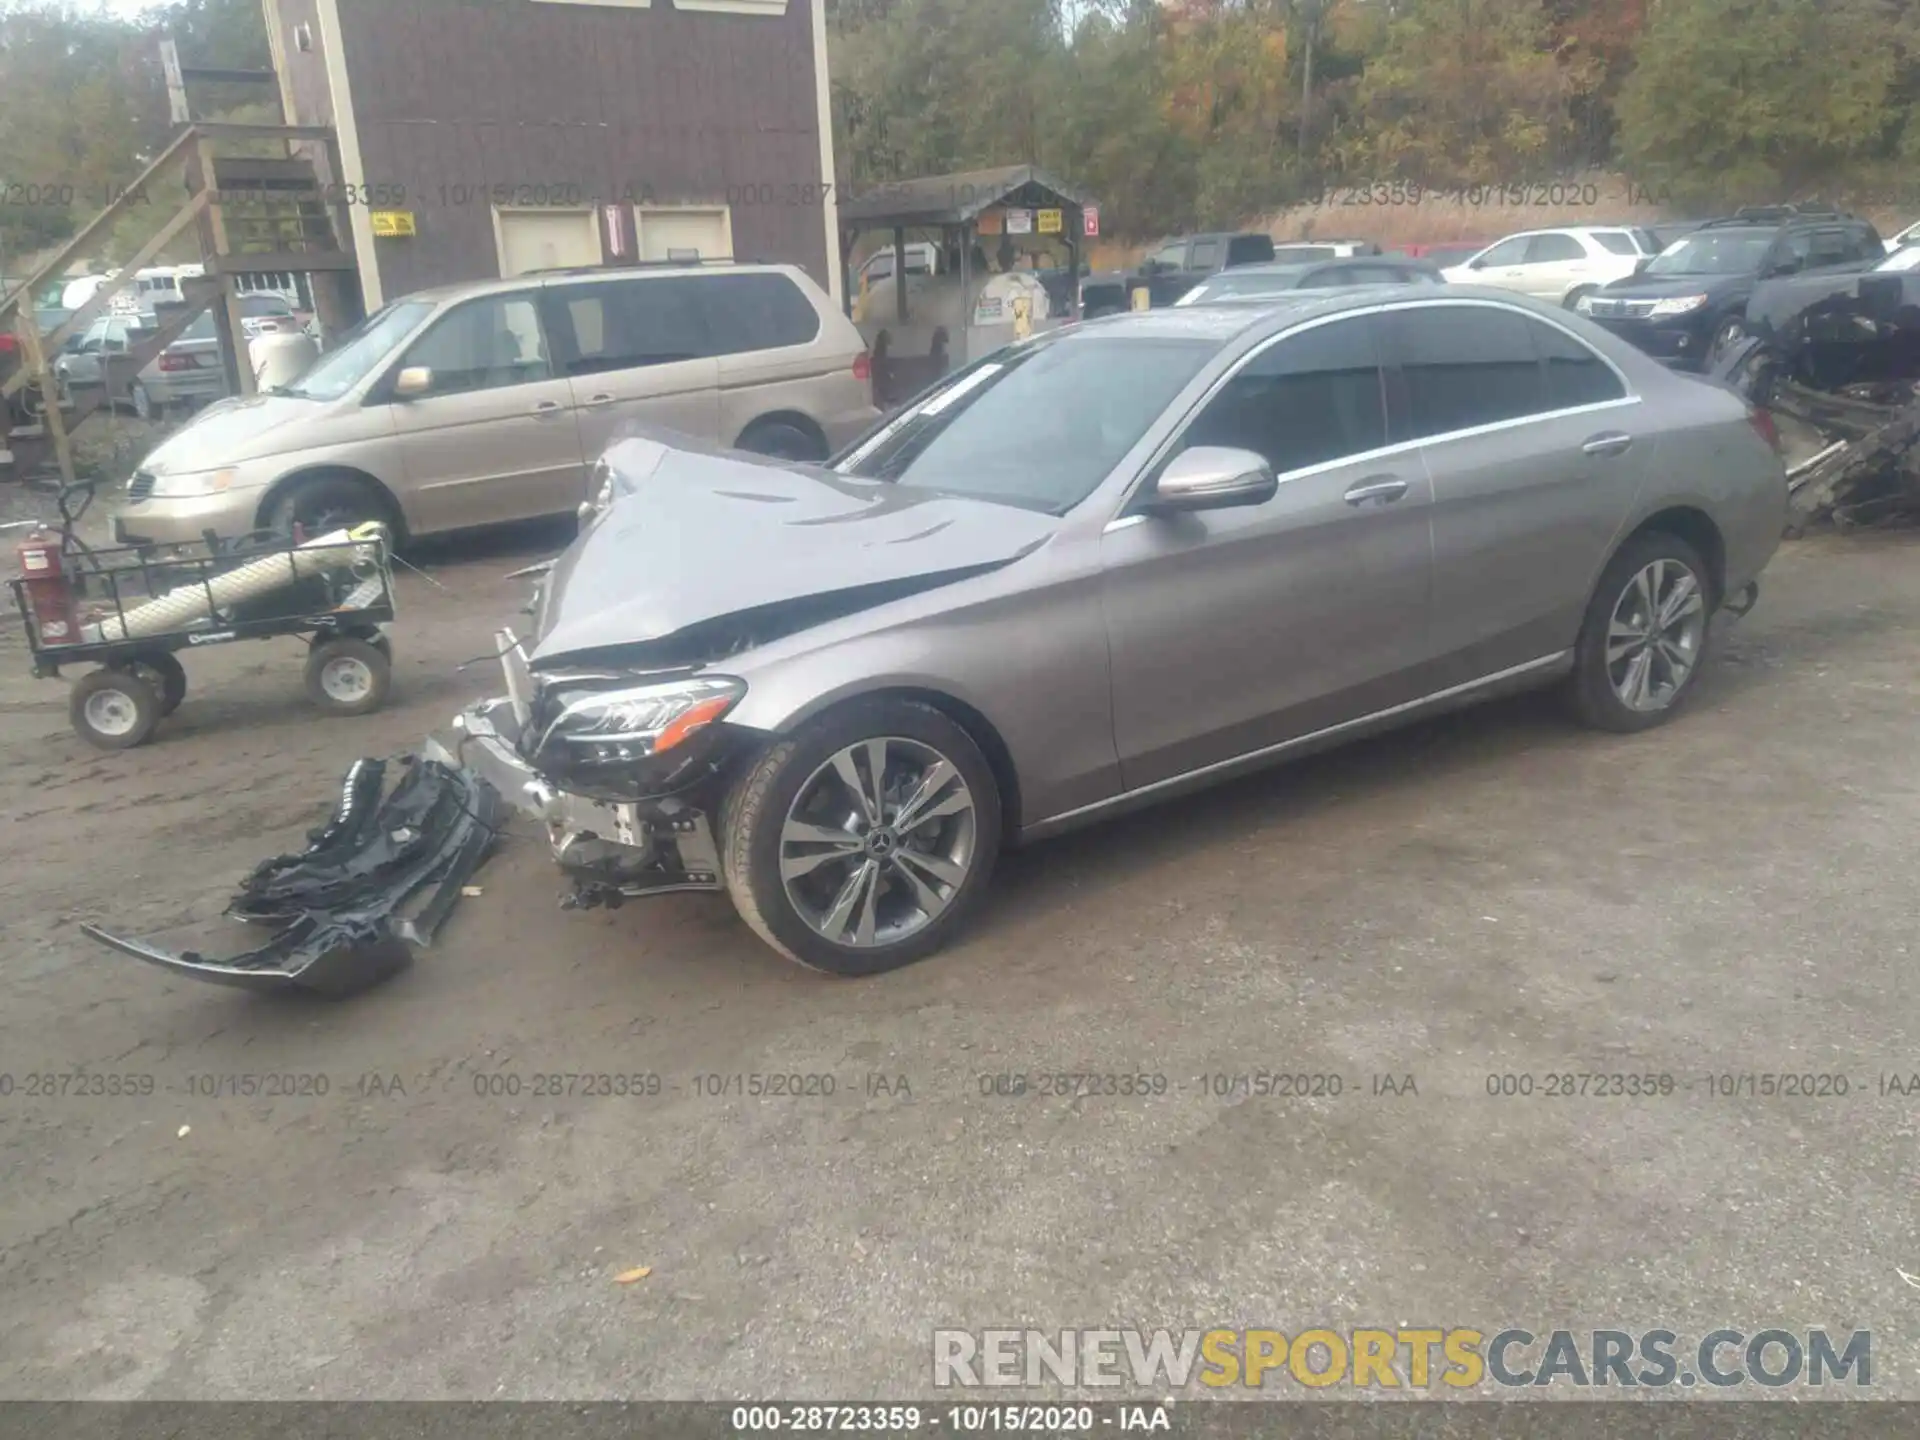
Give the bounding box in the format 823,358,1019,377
1102,296,1640,529
1030,651,1573,832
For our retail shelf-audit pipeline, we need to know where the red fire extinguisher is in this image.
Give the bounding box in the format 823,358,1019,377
16,526,79,646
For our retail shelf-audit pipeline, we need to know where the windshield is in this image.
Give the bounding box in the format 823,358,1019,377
278,300,432,401
181,313,217,341
240,294,293,316
1878,247,1920,273
1646,230,1775,276
1195,268,1311,302
835,335,1217,513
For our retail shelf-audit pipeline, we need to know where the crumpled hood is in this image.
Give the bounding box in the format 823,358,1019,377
141,393,332,471
528,435,1061,666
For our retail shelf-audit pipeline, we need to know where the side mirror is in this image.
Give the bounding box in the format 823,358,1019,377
1146,447,1277,515
393,365,433,398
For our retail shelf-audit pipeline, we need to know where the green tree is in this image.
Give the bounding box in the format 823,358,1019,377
1615,0,1919,200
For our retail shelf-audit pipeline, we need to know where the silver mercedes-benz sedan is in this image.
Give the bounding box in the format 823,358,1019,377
452,286,1787,975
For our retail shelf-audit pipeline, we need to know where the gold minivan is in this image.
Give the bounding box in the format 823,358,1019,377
113,263,881,545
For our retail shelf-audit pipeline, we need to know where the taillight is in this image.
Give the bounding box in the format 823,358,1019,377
1747,404,1781,452
159,353,195,372
0,335,16,355
852,351,871,382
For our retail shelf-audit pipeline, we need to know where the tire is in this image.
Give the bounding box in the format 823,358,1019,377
119,652,187,716
1566,531,1715,733
304,636,392,716
130,382,164,424
721,698,1003,975
70,668,161,750
736,419,827,463
1563,285,1595,310
1709,316,1746,361
263,474,396,542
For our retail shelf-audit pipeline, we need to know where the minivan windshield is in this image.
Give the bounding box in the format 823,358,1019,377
1644,229,1775,276
835,334,1217,513
276,299,432,401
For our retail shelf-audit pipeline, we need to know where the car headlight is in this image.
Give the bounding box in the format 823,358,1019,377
147,467,241,498
1649,294,1709,317
536,674,745,767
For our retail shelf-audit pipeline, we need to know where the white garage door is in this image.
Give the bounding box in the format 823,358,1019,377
496,209,603,277
636,206,733,262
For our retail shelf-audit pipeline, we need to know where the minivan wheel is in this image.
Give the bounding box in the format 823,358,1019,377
1567,532,1714,733
264,474,396,541
1564,285,1595,310
737,419,826,463
721,698,1002,975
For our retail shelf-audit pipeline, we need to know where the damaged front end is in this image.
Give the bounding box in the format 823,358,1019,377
437,632,732,913
82,756,504,996
1719,270,1920,529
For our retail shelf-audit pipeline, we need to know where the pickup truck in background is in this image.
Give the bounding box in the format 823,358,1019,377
1079,231,1281,316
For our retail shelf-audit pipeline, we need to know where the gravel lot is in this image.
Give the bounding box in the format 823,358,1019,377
1,506,1917,1400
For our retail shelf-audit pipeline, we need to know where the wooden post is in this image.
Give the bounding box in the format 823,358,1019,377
16,318,75,488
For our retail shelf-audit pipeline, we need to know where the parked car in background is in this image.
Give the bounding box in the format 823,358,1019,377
1405,240,1496,268
129,310,231,422
1646,220,1711,252
1173,256,1443,306
1577,209,1885,369
114,262,880,547
237,292,307,339
1082,232,1279,315
456,286,1786,974
1269,239,1381,264
53,312,153,390
1442,227,1660,307
857,242,941,287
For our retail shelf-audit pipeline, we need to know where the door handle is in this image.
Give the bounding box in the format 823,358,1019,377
1582,431,1634,457
532,400,565,418
1344,476,1409,507
582,394,615,408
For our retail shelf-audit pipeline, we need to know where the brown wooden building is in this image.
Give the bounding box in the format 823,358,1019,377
260,0,840,314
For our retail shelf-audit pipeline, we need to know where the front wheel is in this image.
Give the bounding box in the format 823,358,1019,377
1566,532,1714,733
264,474,396,542
736,419,827,463
71,668,161,750
721,699,1003,975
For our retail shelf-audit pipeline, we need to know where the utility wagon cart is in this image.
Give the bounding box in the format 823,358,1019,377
11,514,397,750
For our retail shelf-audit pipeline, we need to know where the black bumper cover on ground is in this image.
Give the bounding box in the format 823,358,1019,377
81,756,505,997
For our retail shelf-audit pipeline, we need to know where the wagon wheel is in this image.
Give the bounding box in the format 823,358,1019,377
117,652,187,716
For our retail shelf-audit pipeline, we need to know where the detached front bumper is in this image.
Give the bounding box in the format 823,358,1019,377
438,642,725,905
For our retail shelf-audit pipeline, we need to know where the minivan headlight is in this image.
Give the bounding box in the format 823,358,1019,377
536,675,745,766
1649,294,1709,317
148,467,241,498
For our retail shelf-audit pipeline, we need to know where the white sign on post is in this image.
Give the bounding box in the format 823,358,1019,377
1005,209,1034,235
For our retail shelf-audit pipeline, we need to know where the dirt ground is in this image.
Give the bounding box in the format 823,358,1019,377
2,487,1919,1400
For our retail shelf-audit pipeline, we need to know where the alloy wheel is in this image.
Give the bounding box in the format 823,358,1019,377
1606,558,1707,712
778,736,978,949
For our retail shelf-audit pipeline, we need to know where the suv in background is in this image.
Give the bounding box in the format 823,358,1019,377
1082,232,1280,315
114,262,880,547
1577,207,1885,369
1442,226,1659,306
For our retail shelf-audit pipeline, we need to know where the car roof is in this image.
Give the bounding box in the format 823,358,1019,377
1080,283,1536,342
392,261,804,307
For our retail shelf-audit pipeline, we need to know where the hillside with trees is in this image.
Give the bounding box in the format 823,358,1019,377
5,0,1920,272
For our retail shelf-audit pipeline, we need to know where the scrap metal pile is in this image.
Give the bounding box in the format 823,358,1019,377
82,755,503,997
1715,268,1920,531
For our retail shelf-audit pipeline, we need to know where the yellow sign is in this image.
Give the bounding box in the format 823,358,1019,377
1131,284,1152,311
370,210,416,238
1037,208,1063,234
975,209,1004,236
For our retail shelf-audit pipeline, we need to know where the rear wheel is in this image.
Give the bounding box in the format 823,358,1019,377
1708,316,1746,361
119,651,187,716
71,668,161,750
1566,532,1714,733
721,699,1002,975
736,418,827,463
305,636,392,716
131,381,165,424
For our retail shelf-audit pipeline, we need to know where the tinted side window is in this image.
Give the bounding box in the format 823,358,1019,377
1477,236,1532,267
541,278,708,376
1183,317,1387,475
1298,266,1352,287
1808,228,1850,266
1150,242,1188,269
1226,234,1276,265
400,294,551,397
1529,317,1626,409
1385,305,1548,438
1190,239,1222,270
1526,233,1586,263
1592,231,1639,256
700,273,822,355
